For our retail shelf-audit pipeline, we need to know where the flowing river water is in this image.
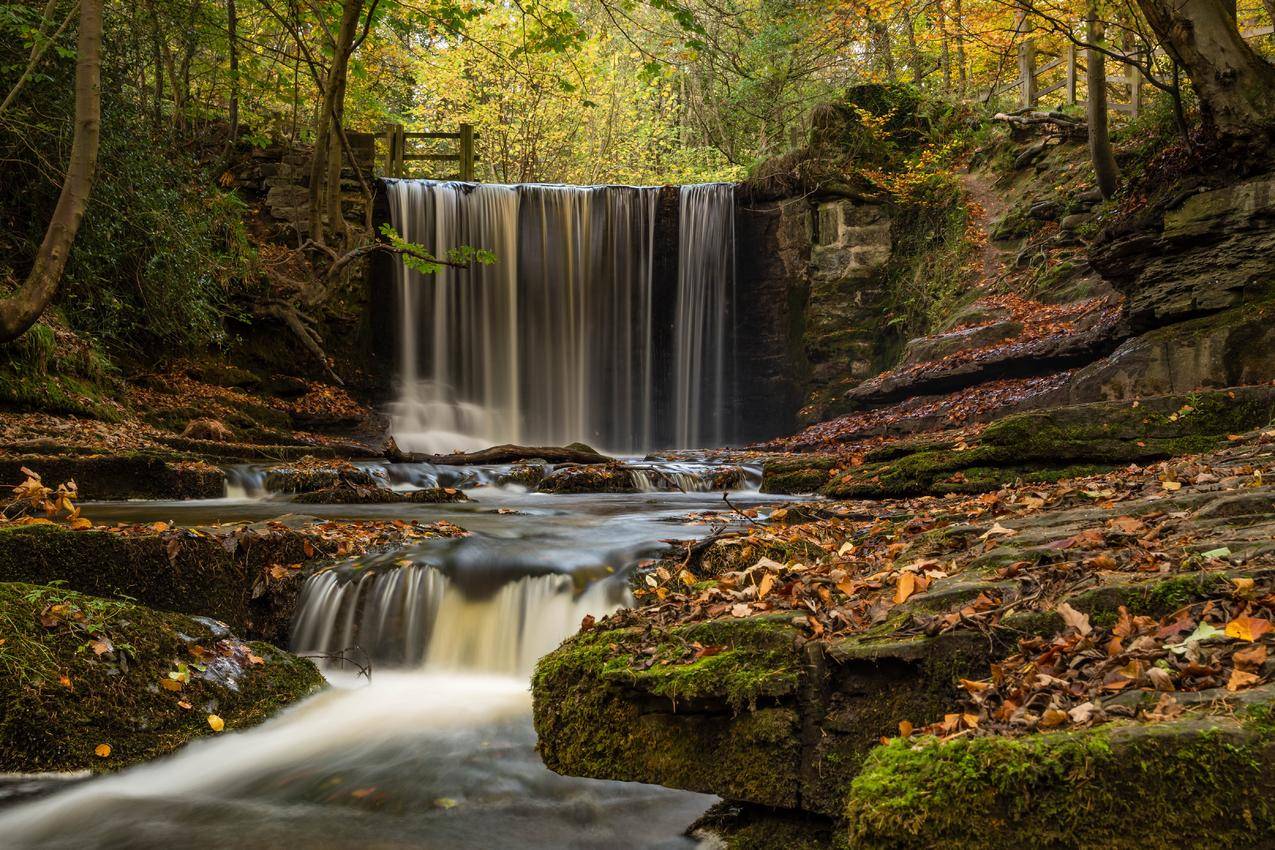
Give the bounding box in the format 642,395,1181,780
0,459,789,849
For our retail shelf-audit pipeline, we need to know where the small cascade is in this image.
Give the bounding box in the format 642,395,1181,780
292,565,624,676
383,179,737,453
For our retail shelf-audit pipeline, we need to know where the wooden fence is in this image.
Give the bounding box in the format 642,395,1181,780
382,123,477,180
984,20,1274,117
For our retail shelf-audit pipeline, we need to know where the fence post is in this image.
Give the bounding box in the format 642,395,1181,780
1018,17,1037,108
383,124,397,177
459,123,475,181
1065,43,1077,105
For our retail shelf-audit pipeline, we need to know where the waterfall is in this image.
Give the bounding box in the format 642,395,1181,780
675,183,736,448
292,565,624,676
383,179,735,452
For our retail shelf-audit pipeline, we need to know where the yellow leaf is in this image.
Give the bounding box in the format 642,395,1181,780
69,517,92,530
1225,615,1272,642
1161,480,1182,491
159,678,183,692
207,714,225,732
94,743,111,758
1232,577,1255,594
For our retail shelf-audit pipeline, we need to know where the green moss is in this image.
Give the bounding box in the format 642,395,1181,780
0,581,324,772
762,455,840,494
845,714,1275,849
532,617,806,807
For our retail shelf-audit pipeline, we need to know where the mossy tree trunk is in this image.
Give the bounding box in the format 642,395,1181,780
0,0,102,343
1134,0,1275,144
1086,8,1120,198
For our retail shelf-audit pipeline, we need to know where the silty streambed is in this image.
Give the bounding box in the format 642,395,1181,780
0,460,791,849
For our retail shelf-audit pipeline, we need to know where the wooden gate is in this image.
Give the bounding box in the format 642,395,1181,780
382,123,476,180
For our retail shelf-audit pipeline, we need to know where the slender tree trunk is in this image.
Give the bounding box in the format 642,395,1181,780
1134,0,1275,141
938,1,952,92
226,0,240,146
952,0,967,95
1087,11,1120,198
904,12,924,87
0,0,102,343
307,0,366,244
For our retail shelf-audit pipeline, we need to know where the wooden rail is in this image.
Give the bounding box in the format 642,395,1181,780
981,21,1273,118
383,123,477,180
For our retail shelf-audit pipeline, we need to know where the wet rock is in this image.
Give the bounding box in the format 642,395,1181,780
264,459,382,493
536,464,639,494
0,582,324,773
495,462,547,489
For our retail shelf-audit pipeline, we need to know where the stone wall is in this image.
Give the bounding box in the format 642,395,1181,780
733,192,896,433
226,132,378,240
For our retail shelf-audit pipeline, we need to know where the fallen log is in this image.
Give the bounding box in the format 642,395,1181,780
387,441,612,466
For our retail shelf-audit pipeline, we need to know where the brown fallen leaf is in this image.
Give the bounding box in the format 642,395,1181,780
1233,643,1268,671
1227,669,1260,691
1057,602,1092,636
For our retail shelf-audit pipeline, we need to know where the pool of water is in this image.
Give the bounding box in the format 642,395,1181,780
0,462,793,849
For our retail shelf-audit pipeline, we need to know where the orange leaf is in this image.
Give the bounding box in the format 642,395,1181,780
94,743,111,758
207,714,225,732
1227,669,1260,691
894,572,917,605
1225,615,1273,642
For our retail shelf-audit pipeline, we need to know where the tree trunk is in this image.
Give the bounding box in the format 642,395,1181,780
226,0,239,146
0,0,102,343
904,13,924,87
1134,0,1275,141
307,0,365,244
1087,12,1120,198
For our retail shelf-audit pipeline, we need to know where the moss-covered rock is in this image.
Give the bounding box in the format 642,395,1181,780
761,454,841,494
536,463,639,494
533,617,806,807
844,708,1275,849
0,523,313,643
821,387,1275,499
0,454,223,500
0,582,324,773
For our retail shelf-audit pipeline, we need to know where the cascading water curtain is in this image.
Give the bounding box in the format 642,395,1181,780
384,180,661,453
384,179,736,452
674,183,736,448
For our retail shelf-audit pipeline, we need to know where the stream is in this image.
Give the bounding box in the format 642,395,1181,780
0,459,788,849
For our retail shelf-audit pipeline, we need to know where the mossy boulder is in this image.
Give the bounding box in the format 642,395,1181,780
761,454,841,494
264,461,382,493
0,523,315,644
844,707,1275,849
536,464,639,494
0,454,223,500
0,582,324,773
689,802,837,850
532,617,806,807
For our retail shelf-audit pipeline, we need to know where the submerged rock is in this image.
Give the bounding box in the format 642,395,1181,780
0,582,324,773
536,464,639,494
